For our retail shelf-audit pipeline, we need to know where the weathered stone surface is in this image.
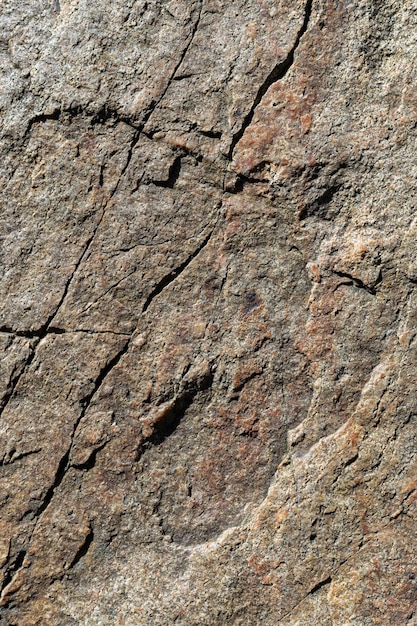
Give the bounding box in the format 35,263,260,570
0,0,416,623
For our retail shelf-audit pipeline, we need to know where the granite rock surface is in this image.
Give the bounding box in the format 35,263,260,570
0,0,416,623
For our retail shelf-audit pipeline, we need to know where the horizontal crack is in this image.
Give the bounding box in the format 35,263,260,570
333,270,381,296
23,105,140,142
0,327,131,338
0,448,41,467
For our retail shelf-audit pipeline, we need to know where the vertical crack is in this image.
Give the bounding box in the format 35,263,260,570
227,0,313,161
153,155,182,188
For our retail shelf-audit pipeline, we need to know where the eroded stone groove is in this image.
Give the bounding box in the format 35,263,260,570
1,0,417,623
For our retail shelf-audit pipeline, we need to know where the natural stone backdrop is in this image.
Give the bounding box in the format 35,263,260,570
0,0,416,623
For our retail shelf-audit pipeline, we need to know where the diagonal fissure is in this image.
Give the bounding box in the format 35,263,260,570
143,0,203,130
0,340,40,423
227,0,313,160
142,219,218,313
0,551,25,597
0,336,131,604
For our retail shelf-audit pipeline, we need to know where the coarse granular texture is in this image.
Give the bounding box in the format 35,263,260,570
0,0,416,623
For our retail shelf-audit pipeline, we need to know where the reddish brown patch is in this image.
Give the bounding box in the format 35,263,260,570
78,131,97,164
232,0,347,179
231,360,263,392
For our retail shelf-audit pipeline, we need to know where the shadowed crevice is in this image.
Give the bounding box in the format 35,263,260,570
145,370,214,448
298,184,342,220
0,448,41,467
153,156,182,188
0,552,25,596
66,526,94,570
333,270,381,296
309,576,332,595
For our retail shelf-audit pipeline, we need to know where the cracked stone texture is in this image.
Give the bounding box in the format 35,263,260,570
0,0,416,623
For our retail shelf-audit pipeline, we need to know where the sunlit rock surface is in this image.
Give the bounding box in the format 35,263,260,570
0,0,416,623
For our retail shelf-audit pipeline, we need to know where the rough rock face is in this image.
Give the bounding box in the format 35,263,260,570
0,0,416,623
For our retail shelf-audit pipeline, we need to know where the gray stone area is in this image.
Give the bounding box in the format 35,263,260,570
0,0,416,623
